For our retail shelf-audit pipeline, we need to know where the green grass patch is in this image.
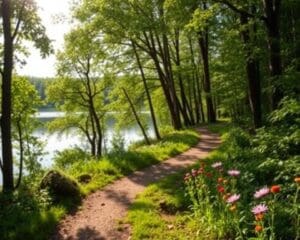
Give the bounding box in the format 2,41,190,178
126,171,210,240
67,129,199,194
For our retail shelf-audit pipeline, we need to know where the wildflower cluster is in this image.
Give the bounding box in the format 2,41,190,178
184,161,300,239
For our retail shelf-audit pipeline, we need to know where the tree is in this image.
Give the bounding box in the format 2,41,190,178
131,41,161,140
0,0,51,192
214,0,284,109
11,76,43,189
47,27,107,158
76,0,184,129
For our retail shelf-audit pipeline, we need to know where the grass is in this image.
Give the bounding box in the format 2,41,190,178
66,129,200,194
126,172,201,240
0,128,199,240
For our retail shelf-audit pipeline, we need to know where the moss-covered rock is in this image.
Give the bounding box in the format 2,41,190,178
40,170,81,201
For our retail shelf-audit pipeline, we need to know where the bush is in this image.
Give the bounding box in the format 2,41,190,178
53,147,90,170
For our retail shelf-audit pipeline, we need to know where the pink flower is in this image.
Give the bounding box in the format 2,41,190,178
212,162,222,169
191,169,197,177
252,204,268,215
226,194,240,204
254,187,270,199
184,173,191,182
197,167,204,175
227,169,240,177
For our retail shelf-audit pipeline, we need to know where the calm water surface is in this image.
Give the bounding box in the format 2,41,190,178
0,112,153,185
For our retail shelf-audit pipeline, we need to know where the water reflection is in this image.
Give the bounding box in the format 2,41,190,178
0,112,153,184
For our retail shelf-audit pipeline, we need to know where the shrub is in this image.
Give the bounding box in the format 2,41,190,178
53,147,90,170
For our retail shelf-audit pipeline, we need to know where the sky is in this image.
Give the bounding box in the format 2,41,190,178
16,0,72,77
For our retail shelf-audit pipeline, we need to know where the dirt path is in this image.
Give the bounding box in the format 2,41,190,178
51,128,221,240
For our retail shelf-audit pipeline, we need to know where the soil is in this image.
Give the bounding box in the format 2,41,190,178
50,127,221,240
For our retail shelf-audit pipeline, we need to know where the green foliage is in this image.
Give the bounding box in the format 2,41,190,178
11,0,53,57
53,147,90,170
109,132,126,155
0,188,64,240
10,76,45,179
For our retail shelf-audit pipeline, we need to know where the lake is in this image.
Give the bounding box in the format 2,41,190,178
0,111,153,185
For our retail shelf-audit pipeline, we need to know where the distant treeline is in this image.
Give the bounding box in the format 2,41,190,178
28,76,55,110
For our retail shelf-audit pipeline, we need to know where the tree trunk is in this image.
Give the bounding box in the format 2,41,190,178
122,88,150,144
89,111,97,157
143,31,182,129
192,74,200,123
15,120,24,189
263,0,283,109
173,29,193,126
93,112,102,158
131,41,161,140
197,77,205,123
1,0,14,192
188,37,205,123
162,33,182,129
240,14,262,128
198,31,216,123
88,94,102,158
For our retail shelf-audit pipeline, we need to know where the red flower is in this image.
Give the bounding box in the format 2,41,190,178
217,185,225,193
270,185,280,194
206,172,212,178
255,225,263,232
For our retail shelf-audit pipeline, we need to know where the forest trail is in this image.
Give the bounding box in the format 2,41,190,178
51,128,221,240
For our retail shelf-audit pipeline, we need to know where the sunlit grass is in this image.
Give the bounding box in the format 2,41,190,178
68,129,199,194
127,171,207,240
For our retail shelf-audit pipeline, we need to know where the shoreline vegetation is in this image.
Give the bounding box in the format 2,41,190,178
0,128,199,240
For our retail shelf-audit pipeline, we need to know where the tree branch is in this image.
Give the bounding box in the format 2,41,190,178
215,0,267,22
12,0,26,41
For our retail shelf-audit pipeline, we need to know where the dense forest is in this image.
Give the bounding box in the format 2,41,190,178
0,0,299,239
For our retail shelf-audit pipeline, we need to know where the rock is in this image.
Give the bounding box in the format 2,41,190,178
40,170,81,201
77,174,92,184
